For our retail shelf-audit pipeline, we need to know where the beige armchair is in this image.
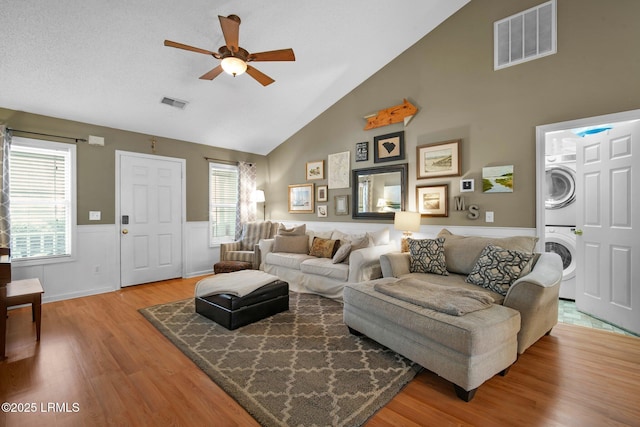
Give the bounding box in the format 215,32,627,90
219,221,279,269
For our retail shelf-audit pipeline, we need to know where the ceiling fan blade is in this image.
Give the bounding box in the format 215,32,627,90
246,65,275,86
249,48,296,62
199,65,224,80
164,40,216,56
218,15,240,52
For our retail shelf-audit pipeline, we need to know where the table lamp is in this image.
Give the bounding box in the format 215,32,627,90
394,211,421,252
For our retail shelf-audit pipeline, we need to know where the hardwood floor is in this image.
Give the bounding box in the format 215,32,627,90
1,277,639,427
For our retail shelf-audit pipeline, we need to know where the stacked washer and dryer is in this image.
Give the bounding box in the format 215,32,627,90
545,137,578,300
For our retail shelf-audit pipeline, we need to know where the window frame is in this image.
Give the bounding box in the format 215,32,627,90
9,136,77,266
208,161,238,247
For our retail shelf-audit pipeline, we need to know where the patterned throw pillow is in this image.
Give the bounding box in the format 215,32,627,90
466,244,533,295
309,237,340,258
408,238,448,276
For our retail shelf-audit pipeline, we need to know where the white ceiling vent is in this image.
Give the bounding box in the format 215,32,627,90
494,0,556,70
161,97,188,109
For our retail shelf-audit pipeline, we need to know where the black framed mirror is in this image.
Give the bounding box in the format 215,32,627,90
352,163,408,219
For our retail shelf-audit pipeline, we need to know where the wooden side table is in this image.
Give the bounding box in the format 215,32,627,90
1,278,44,359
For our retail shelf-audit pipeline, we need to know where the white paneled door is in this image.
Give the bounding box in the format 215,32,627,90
119,153,184,287
575,121,640,334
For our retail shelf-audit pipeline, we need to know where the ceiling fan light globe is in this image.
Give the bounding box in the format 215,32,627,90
221,57,247,76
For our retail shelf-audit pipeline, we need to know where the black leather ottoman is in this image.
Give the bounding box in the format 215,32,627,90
195,280,289,330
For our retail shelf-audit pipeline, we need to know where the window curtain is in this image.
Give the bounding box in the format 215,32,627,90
236,161,256,240
0,126,10,248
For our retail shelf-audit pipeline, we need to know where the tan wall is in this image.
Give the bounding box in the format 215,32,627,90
266,0,640,227
0,108,268,224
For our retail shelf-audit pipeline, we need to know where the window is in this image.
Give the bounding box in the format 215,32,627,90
209,162,238,246
9,137,76,262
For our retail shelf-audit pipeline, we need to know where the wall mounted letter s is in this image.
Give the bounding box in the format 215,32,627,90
467,205,479,220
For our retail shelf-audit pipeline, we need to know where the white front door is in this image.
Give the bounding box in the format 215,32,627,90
118,152,184,287
575,121,640,334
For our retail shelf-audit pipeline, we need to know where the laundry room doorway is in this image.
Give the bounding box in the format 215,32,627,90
536,109,640,335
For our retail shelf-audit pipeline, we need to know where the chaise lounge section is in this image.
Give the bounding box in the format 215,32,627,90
343,229,563,400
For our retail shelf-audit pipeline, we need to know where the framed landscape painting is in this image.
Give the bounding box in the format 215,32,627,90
288,183,315,213
416,139,461,179
416,184,448,217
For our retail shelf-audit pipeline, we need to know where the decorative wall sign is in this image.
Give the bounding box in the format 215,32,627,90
363,99,418,130
306,160,324,180
288,183,315,213
328,151,350,189
482,165,513,193
374,131,405,163
416,184,448,217
416,139,461,179
355,141,368,162
317,185,328,202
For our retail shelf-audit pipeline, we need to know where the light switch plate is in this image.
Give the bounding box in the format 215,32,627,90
89,211,101,221
485,211,494,223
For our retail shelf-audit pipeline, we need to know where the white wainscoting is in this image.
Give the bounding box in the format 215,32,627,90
11,225,119,303
8,221,535,303
184,221,219,278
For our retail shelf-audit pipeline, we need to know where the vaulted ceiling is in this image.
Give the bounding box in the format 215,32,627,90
0,0,469,155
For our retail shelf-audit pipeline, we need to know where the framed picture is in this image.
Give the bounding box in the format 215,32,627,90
355,141,368,162
328,151,350,189
460,178,474,192
416,139,461,179
317,185,328,202
288,183,315,213
482,165,513,193
306,160,324,180
317,205,328,218
334,195,349,215
416,184,448,217
374,131,405,163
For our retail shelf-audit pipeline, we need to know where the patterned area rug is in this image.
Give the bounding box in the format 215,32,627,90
140,292,421,427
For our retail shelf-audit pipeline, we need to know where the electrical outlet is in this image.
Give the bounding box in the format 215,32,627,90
485,211,494,223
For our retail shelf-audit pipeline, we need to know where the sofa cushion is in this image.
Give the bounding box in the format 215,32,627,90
309,237,340,258
408,237,448,276
300,258,349,281
367,228,390,246
466,244,534,295
438,229,538,275
278,223,306,236
332,243,351,264
272,235,309,254
265,252,315,270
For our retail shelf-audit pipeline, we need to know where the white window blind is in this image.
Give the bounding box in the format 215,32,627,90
209,162,238,246
9,138,76,261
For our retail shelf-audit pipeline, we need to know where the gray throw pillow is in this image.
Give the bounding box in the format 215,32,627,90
408,237,448,276
332,243,351,264
465,244,533,295
278,223,306,236
272,235,309,254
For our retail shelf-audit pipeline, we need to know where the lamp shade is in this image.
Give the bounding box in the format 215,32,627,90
394,211,421,232
252,190,266,203
221,56,247,76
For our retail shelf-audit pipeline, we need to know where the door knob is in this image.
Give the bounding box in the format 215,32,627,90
122,229,129,235
574,229,583,235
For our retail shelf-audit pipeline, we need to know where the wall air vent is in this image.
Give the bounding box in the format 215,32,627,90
161,97,188,109
494,0,556,70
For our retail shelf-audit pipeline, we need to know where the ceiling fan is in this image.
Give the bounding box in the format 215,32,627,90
164,14,295,86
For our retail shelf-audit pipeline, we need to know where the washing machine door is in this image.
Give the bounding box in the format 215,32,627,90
545,229,576,280
545,165,576,210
